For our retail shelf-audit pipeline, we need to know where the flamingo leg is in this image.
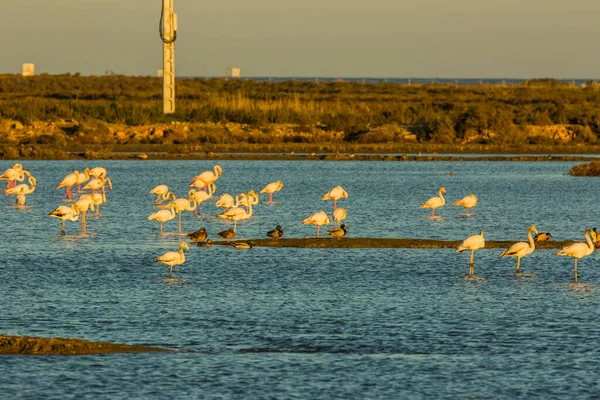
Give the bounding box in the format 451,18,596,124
269,193,273,203
61,220,66,236
169,265,173,278
77,183,81,192
82,212,87,234
574,259,578,283
155,195,160,204
431,208,435,217
159,222,163,234
333,199,337,210
466,208,471,216
469,250,475,275
317,225,321,237
516,258,521,275
66,186,71,201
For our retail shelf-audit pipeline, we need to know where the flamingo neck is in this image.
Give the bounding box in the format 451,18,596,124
585,230,594,252
528,229,535,250
438,190,445,204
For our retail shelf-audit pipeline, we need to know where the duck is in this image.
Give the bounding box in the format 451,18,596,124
217,228,236,242
187,227,208,242
232,240,254,249
197,239,213,248
534,232,552,242
267,225,284,241
327,224,347,240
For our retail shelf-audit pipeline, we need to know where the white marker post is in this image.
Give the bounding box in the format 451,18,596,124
161,0,177,114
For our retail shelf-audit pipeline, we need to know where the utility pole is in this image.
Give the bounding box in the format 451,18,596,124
160,0,177,114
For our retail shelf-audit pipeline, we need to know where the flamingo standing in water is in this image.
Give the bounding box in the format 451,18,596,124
453,194,478,216
0,164,29,190
322,186,348,210
500,225,538,275
149,184,172,204
48,205,80,236
420,187,447,217
5,176,36,206
215,193,235,210
84,176,113,194
188,182,216,216
75,168,90,192
88,167,107,179
74,195,95,234
332,207,347,227
91,185,107,216
162,197,198,232
217,192,254,233
57,171,80,200
303,211,330,237
191,165,222,190
555,229,595,283
148,204,177,234
236,190,259,207
154,242,190,278
456,230,485,277
260,180,284,203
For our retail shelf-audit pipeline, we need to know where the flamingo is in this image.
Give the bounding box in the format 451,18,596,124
90,185,107,216
332,207,347,227
5,176,36,196
260,180,284,203
88,167,107,179
154,242,190,278
0,164,29,189
147,204,177,234
500,225,538,275
57,171,79,200
456,230,485,277
216,193,235,210
83,176,112,194
453,194,478,216
555,229,595,283
236,190,259,207
48,205,80,236
75,168,91,192
150,184,170,204
217,192,254,233
303,211,330,237
74,195,95,234
162,197,198,232
188,182,216,216
420,187,447,217
191,165,223,190
322,186,348,210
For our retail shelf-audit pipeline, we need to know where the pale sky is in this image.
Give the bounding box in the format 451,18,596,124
4,0,600,78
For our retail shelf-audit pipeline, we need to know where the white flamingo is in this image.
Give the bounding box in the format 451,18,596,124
74,195,95,234
216,193,235,210
332,207,347,227
236,190,259,207
154,242,190,278
75,168,91,192
260,180,284,203
57,171,79,200
149,184,171,204
556,229,595,283
191,165,223,190
188,182,216,216
457,230,485,277
48,205,80,236
420,187,447,217
322,186,348,210
453,194,478,216
84,176,113,193
91,186,107,216
162,197,197,232
500,225,538,275
5,176,36,196
217,192,253,233
89,167,108,179
147,204,177,234
303,211,330,237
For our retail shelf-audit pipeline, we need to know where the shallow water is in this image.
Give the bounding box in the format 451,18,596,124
1,160,600,399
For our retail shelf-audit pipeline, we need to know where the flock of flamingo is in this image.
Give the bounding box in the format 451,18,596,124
0,163,596,282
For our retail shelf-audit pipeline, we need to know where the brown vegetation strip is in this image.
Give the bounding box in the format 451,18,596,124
212,238,574,249
0,335,172,356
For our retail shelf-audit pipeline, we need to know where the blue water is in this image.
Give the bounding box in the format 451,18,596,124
1,160,600,399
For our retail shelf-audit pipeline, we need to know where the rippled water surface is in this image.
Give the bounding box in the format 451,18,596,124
2,160,600,399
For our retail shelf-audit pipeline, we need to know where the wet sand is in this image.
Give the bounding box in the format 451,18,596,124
0,335,171,356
